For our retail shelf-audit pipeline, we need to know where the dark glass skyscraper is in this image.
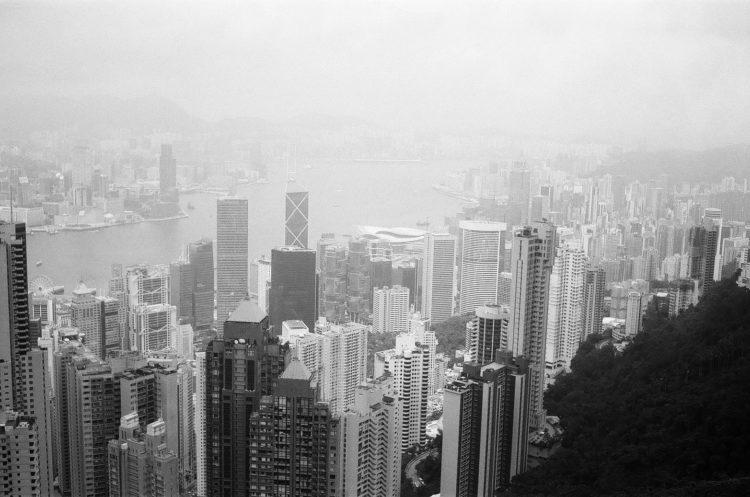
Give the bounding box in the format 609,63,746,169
204,299,288,496
285,190,309,248
0,222,30,411
270,246,317,332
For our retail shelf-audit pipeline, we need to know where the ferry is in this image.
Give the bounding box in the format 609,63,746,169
35,260,42,267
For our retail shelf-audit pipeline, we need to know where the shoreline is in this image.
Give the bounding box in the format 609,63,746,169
30,212,188,233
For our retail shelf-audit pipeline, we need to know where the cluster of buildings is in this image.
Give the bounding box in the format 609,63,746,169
1,153,749,497
0,144,183,230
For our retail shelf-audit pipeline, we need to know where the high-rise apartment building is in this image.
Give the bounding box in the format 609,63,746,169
107,412,179,497
0,411,45,497
421,232,456,324
545,245,586,375
0,222,30,411
259,359,337,496
458,221,506,315
204,299,287,496
194,350,207,497
508,221,556,429
65,348,122,497
316,320,369,416
337,375,402,497
285,189,309,248
582,267,606,340
374,335,430,450
440,353,530,497
216,198,249,336
465,304,510,366
269,246,317,332
497,271,512,307
372,285,410,334
625,291,643,337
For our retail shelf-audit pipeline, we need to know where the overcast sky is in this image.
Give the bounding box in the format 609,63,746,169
1,0,749,147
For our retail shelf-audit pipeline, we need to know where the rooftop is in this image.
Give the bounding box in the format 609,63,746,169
279,358,312,381
227,298,266,323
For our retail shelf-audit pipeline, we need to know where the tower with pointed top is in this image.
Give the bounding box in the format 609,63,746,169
285,189,309,249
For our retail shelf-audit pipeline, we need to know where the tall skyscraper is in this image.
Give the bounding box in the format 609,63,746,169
317,320,369,415
465,304,510,366
65,348,122,497
204,299,287,495
216,198,249,336
269,246,317,332
625,291,643,337
0,222,30,411
346,238,371,322
319,242,348,322
107,413,179,497
188,239,215,334
261,358,337,496
458,221,506,315
440,353,530,497
372,285,410,334
253,255,271,313
0,411,46,497
508,221,556,429
545,245,586,375
374,334,430,450
159,144,177,201
337,375,402,497
194,350,207,497
582,267,606,340
285,189,309,248
421,232,457,324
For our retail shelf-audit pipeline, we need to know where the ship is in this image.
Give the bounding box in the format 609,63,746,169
35,260,42,267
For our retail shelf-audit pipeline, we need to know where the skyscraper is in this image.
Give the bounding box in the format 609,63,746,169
582,267,606,340
372,285,410,334
545,244,586,375
508,221,556,429
374,335,430,450
319,242,348,322
269,246,317,332
337,375,402,497
204,299,287,495
0,222,30,411
317,320,369,416
440,353,530,497
458,221,506,315
159,144,177,201
625,291,643,337
0,411,46,497
216,198,249,336
285,189,309,248
421,232,457,324
346,238,371,322
465,304,510,366
107,413,179,497
188,239,215,334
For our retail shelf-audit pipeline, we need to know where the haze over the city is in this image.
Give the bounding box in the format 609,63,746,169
2,0,749,148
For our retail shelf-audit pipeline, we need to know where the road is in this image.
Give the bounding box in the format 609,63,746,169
405,449,438,487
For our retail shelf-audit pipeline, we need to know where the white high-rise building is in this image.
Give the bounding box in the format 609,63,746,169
194,351,207,497
508,221,557,429
545,244,586,376
336,375,402,497
625,291,643,337
374,335,430,450
315,320,369,416
216,198,249,336
421,232,457,324
409,313,438,395
459,221,506,314
372,286,410,334
132,304,177,354
465,304,510,366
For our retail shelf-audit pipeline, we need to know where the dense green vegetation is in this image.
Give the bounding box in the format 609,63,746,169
508,279,750,496
434,313,473,363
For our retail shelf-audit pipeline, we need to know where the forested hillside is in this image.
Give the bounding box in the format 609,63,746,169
509,279,750,496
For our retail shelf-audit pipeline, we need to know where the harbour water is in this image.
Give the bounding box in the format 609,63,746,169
28,159,473,293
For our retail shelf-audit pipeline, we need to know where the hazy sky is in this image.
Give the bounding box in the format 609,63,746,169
1,0,749,147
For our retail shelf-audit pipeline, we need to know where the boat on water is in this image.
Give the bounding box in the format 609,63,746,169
187,202,195,210
35,260,42,267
